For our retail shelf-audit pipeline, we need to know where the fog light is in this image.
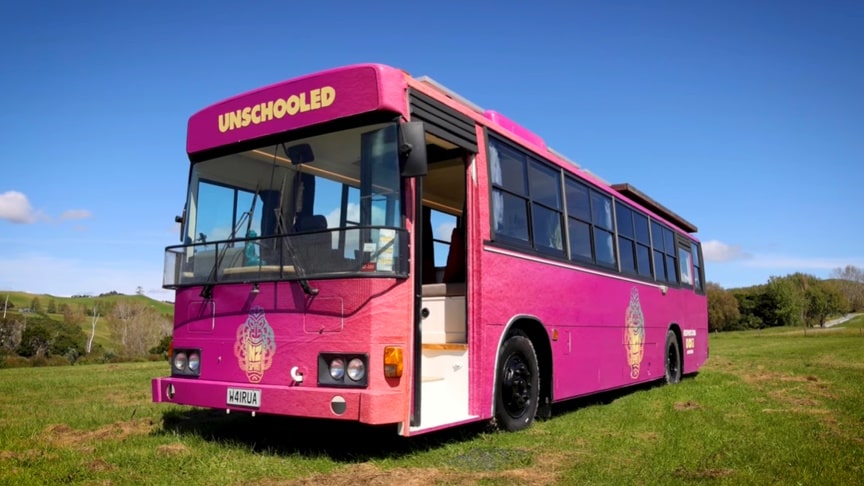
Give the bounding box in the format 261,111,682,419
347,358,365,381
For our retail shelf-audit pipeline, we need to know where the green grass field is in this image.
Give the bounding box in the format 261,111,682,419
1,318,862,485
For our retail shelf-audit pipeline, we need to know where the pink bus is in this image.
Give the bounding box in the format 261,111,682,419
152,63,708,436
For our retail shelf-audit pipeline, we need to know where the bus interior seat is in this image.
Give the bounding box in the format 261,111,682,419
442,226,465,284
294,215,331,260
423,209,436,284
295,214,328,232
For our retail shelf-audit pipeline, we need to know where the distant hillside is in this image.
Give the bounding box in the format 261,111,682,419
1,291,174,317
2,291,175,357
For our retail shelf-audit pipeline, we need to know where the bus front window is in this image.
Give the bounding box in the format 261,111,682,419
163,123,409,288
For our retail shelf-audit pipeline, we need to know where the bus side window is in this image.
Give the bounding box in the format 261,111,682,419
678,246,693,286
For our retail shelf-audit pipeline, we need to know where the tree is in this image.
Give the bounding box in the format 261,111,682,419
17,316,56,357
766,275,807,327
0,317,25,353
108,301,171,357
732,286,770,329
61,304,83,326
707,282,740,332
30,297,42,313
149,335,172,360
807,280,849,327
823,280,851,317
806,284,830,327
47,299,57,314
830,265,864,311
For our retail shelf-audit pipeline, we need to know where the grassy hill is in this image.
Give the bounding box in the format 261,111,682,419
1,290,174,353
2,291,173,316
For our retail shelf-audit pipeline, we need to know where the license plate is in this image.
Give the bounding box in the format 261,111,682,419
227,388,261,408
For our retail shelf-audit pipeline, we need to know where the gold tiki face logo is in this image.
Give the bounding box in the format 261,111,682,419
624,288,646,379
234,306,276,383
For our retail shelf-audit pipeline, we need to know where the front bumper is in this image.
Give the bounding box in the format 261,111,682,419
152,377,405,425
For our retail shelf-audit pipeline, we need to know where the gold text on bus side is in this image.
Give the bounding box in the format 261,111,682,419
218,86,336,133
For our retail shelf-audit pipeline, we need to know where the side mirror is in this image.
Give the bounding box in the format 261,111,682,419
398,122,427,177
176,206,186,243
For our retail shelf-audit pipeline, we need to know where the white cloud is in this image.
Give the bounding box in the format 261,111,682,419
435,221,456,241
0,191,42,224
0,191,94,225
702,240,752,262
60,209,93,221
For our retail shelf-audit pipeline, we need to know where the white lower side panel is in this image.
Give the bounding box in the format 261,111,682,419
410,346,473,432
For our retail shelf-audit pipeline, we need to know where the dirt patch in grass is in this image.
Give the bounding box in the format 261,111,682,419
737,368,839,402
42,419,156,450
673,467,734,480
815,355,864,371
767,389,822,407
674,401,701,411
739,368,815,385
86,459,116,472
277,450,569,485
0,449,58,463
157,443,190,457
635,432,659,441
761,408,831,414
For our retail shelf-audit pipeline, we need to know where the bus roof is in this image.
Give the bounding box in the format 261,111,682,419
611,183,698,234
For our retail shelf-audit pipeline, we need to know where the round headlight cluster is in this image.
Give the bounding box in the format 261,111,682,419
328,357,366,382
172,350,201,375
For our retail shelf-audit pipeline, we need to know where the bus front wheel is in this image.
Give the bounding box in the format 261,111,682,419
494,334,540,432
664,329,682,384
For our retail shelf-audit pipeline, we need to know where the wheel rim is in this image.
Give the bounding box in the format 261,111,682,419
502,353,533,418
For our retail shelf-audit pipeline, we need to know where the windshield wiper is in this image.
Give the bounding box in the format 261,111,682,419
298,277,319,296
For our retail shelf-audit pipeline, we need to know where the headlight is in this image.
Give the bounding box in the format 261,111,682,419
329,358,345,380
188,352,200,372
173,352,187,371
347,358,366,381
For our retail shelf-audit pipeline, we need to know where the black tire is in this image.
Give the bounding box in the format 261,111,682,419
494,334,540,432
664,329,682,384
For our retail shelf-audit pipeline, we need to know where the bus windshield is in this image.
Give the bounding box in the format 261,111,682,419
164,122,408,288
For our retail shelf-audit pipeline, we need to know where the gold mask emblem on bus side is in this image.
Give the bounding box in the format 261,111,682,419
625,287,646,379
234,306,276,383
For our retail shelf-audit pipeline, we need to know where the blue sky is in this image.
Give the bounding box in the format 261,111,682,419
1,0,862,300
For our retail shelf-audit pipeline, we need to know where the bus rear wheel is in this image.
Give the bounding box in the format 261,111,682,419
494,334,539,432
664,329,682,384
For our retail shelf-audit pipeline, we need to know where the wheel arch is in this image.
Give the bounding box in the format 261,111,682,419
665,321,684,383
667,322,683,353
491,315,553,417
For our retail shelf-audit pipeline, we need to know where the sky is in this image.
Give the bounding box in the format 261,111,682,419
1,0,862,300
